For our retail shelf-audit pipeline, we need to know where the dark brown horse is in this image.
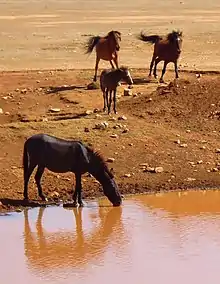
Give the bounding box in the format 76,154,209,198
138,30,183,83
85,30,121,82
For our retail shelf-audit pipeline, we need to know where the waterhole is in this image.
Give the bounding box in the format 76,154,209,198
1,190,220,283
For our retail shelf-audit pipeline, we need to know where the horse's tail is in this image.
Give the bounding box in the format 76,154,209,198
23,140,29,174
138,32,160,44
85,36,101,54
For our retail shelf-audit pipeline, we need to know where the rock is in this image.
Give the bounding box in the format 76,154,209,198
197,160,203,164
49,191,60,198
128,143,133,146
139,163,149,167
5,112,10,115
175,139,181,144
42,118,48,122
186,129,191,133
85,110,93,115
124,88,132,96
109,117,117,121
94,121,108,130
93,108,100,113
180,143,188,148
154,166,164,173
110,134,118,138
124,173,131,178
186,177,196,182
0,108,3,114
106,157,115,163
95,114,102,118
15,209,22,213
196,73,202,78
147,97,152,102
0,201,3,207
212,168,219,172
118,115,127,121
144,166,155,173
122,128,129,133
200,146,206,150
49,108,60,113
21,88,27,94
216,149,220,153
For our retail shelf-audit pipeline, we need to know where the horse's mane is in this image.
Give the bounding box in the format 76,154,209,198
105,30,121,41
86,146,114,178
167,30,183,42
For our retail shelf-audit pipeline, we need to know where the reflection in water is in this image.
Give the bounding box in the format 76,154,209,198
24,205,124,273
1,191,220,284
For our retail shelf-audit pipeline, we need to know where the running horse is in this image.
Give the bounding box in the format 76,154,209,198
22,133,122,207
84,30,121,82
138,30,183,83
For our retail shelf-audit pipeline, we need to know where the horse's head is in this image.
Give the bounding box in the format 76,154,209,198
108,30,121,51
167,30,183,54
119,66,134,85
88,149,122,206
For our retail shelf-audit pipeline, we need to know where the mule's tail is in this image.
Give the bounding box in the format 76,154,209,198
23,141,29,174
85,36,101,54
138,32,160,44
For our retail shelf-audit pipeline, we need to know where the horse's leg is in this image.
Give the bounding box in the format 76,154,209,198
93,56,100,82
174,60,179,79
110,60,115,69
34,166,47,201
108,90,113,114
74,173,83,207
113,89,117,114
24,162,37,200
149,54,156,77
153,58,160,79
103,89,107,112
113,53,119,69
160,61,168,83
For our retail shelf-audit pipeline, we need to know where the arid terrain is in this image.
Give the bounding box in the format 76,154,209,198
0,0,219,212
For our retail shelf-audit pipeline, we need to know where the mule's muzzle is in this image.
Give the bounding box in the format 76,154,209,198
113,199,122,207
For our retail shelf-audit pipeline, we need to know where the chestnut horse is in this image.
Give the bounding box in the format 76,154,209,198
85,30,121,82
138,30,183,83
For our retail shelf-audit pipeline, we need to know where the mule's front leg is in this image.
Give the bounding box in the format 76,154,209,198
113,90,117,114
35,166,48,201
74,173,84,207
174,61,179,79
93,56,100,82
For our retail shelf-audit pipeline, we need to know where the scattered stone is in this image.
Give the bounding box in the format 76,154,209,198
109,117,117,121
49,108,61,113
122,128,129,133
128,143,133,146
155,166,164,173
106,157,115,163
216,149,220,153
189,162,195,166
85,110,93,115
110,134,118,138
94,122,108,130
200,145,206,150
124,88,132,96
118,115,127,121
11,166,17,169
93,108,100,113
124,173,131,178
5,112,10,115
2,96,8,100
95,114,102,118
175,139,181,144
49,191,60,198
139,163,149,167
197,160,203,164
0,201,2,207
133,93,138,97
212,168,219,172
42,118,48,122
0,108,3,114
21,88,27,94
36,80,40,83
144,166,155,173
180,143,188,148
196,73,202,78
186,129,191,133
147,97,152,102
186,177,196,182
15,209,22,213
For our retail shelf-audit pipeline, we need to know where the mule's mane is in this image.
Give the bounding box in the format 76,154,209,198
86,146,113,178
105,30,121,41
167,30,182,42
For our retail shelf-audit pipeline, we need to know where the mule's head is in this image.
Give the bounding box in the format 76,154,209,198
88,149,122,206
108,30,121,51
167,30,183,54
119,66,134,85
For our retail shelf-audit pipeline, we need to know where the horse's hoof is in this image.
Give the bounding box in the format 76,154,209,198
79,202,84,207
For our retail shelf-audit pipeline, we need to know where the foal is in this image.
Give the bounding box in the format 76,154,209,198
138,30,183,82
85,30,121,82
100,67,133,114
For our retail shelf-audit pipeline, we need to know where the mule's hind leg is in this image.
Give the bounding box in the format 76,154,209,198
113,89,117,114
24,162,37,200
160,61,168,83
110,60,115,69
108,90,113,114
93,56,100,82
149,54,156,77
35,166,47,201
153,58,161,79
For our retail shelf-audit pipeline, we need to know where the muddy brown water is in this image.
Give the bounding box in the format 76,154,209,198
1,190,220,283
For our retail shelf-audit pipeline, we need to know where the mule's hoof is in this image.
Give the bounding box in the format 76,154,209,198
159,79,165,84
78,202,84,207
40,196,48,202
